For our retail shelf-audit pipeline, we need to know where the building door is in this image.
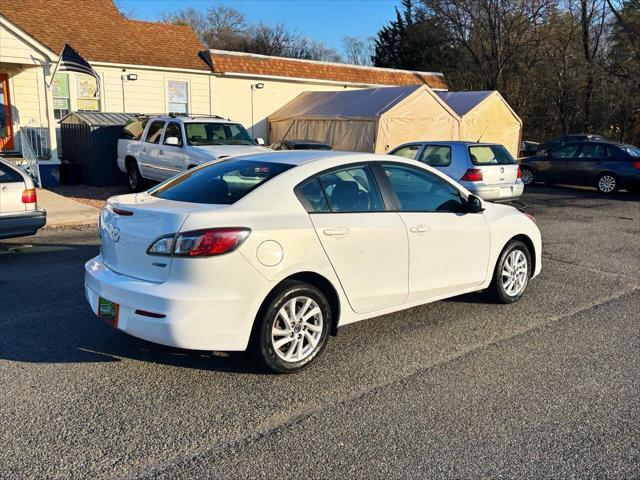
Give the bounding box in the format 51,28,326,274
0,74,14,151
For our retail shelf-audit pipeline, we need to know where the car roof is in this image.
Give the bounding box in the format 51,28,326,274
285,139,331,146
226,150,356,166
393,140,502,148
146,115,240,124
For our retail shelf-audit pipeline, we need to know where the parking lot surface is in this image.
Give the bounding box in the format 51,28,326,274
1,186,639,479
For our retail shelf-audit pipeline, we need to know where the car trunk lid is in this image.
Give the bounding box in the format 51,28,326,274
99,193,219,283
477,164,519,185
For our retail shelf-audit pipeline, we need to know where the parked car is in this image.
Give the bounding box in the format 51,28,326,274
537,133,605,154
85,151,541,373
520,141,640,193
271,140,333,151
520,141,539,158
117,115,271,192
0,158,46,239
389,141,524,201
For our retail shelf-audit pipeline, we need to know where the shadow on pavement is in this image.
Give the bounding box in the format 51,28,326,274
0,241,261,375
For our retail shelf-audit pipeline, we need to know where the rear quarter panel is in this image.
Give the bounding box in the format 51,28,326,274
117,139,141,173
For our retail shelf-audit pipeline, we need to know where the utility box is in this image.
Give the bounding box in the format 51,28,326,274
59,112,139,186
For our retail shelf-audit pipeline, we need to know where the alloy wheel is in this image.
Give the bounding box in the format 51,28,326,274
501,249,528,297
521,168,534,185
598,175,616,193
271,296,323,363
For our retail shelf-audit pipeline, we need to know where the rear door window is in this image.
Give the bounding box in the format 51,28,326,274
418,145,451,166
295,179,330,213
150,160,294,204
317,166,384,213
390,145,421,160
578,143,606,158
122,118,148,140
145,121,165,144
469,145,515,165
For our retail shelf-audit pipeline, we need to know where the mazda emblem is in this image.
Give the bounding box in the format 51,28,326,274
111,227,120,243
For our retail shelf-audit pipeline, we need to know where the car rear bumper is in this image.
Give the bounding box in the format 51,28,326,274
0,209,46,239
84,255,269,351
464,182,525,201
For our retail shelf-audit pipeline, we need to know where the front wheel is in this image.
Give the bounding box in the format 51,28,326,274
596,173,618,194
251,280,331,373
487,240,532,304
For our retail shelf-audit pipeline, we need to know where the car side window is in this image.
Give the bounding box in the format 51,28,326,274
391,145,420,160
551,143,580,158
578,143,606,158
145,121,165,144
0,163,23,183
418,145,451,166
317,166,384,213
163,122,183,147
381,163,465,213
295,179,330,213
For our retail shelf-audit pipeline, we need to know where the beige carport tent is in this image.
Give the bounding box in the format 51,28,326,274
437,91,522,158
268,85,460,153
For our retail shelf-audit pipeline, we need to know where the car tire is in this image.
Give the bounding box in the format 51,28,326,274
251,280,331,373
520,166,534,185
596,173,619,194
487,240,532,304
127,162,143,192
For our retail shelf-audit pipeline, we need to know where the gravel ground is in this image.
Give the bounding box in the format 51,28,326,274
0,185,638,479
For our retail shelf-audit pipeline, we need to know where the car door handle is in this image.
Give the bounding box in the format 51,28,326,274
142,148,147,153
322,227,350,237
159,150,164,155
409,225,430,234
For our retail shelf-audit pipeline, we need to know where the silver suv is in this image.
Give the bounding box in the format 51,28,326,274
389,141,524,201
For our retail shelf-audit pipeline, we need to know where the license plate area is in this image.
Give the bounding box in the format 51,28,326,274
499,187,512,198
98,297,119,327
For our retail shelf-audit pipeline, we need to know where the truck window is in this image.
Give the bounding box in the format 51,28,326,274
122,118,148,140
146,121,165,144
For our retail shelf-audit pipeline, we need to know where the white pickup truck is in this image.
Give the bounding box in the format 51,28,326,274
117,115,270,191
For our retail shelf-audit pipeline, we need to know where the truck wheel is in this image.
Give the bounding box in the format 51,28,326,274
127,162,142,192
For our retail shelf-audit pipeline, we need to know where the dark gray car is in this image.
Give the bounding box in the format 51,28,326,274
520,141,640,193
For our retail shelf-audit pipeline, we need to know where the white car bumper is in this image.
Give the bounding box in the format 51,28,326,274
84,255,268,351
464,182,525,201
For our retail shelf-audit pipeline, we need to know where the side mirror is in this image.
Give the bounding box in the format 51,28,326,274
255,137,265,146
466,194,485,213
165,136,180,147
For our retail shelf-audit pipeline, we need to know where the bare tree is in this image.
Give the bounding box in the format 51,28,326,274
342,37,375,65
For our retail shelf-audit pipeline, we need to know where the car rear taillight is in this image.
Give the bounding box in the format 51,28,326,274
22,188,37,204
632,161,640,170
460,168,483,182
112,207,134,216
517,166,522,178
174,228,250,257
147,228,250,257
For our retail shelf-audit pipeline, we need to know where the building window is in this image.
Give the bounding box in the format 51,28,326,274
76,74,100,112
167,80,188,114
52,73,70,120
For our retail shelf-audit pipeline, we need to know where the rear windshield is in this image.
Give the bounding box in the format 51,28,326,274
122,118,148,140
620,145,640,158
468,145,515,165
150,160,294,204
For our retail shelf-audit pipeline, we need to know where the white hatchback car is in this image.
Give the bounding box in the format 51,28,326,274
85,151,541,373
0,158,46,239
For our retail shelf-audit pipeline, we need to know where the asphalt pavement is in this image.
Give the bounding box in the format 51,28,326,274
0,185,638,479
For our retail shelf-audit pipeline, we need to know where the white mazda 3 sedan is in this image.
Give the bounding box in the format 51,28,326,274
85,151,541,373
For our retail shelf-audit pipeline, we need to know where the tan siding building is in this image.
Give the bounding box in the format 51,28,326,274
0,0,447,185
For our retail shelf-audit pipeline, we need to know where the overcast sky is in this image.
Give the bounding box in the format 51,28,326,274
118,0,402,52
